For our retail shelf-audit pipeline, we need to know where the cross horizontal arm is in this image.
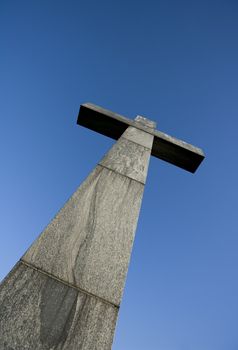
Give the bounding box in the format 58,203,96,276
77,103,205,173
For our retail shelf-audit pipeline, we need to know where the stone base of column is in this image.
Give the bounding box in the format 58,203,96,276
0,261,117,349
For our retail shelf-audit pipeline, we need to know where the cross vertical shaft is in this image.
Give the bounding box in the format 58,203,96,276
0,116,155,349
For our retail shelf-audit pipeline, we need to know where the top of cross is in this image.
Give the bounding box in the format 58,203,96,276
77,103,205,173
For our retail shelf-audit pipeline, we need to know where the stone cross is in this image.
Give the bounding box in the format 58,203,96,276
0,103,204,349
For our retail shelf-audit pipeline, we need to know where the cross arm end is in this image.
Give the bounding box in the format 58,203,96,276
77,103,131,140
152,130,205,173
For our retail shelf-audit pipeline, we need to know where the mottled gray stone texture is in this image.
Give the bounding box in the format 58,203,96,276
23,166,144,306
0,262,117,350
100,129,153,184
122,126,154,149
23,127,154,306
134,115,156,129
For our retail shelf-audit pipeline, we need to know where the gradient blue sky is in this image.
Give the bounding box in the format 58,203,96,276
1,1,238,349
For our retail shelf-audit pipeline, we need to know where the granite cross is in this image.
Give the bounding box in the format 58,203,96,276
0,103,204,350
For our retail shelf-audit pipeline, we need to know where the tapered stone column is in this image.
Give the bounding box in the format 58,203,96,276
0,117,155,349
0,102,204,349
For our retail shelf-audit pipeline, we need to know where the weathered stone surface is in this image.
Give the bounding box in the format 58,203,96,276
23,166,144,306
134,115,156,129
0,262,117,350
99,138,152,183
122,126,154,149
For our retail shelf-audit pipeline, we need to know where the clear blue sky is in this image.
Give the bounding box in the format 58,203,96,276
1,0,238,349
